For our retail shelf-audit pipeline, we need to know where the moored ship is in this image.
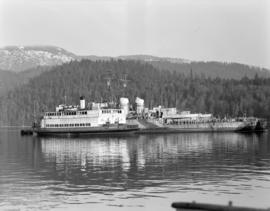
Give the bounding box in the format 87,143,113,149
131,99,267,133
33,97,139,136
32,95,267,136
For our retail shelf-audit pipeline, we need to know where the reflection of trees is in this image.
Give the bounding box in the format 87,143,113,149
1,130,269,208
41,137,132,171
36,133,270,192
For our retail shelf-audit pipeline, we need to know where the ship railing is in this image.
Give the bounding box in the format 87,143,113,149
163,117,238,125
147,118,164,127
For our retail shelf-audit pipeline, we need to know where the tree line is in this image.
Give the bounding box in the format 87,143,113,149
0,59,270,126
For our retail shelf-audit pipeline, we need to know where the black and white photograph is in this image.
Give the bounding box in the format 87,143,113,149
0,0,270,210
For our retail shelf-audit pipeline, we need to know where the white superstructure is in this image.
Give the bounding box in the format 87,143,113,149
41,108,126,128
40,96,127,129
135,97,144,115
80,96,86,109
120,97,129,116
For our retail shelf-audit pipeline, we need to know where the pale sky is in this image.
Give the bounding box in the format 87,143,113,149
0,0,270,68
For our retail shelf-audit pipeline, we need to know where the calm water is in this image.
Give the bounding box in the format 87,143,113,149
0,130,270,211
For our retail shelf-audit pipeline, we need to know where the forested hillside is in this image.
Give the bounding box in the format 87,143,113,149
0,70,21,97
149,61,270,79
0,59,270,126
0,66,52,97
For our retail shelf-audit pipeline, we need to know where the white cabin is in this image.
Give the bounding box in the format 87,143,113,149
40,108,126,128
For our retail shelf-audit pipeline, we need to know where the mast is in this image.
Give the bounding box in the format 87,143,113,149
33,100,37,128
104,73,113,103
104,69,117,106
104,71,129,106
120,73,129,97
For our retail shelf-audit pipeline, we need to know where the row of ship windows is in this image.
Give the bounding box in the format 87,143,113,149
165,120,221,125
102,110,122,114
46,111,88,116
46,123,91,127
46,113,62,116
46,110,122,116
166,120,204,125
64,111,87,115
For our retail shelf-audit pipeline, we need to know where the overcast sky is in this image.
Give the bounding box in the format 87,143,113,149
0,0,269,68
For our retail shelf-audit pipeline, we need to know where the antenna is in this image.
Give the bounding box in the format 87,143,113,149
104,70,113,89
120,74,129,88
33,100,38,128
34,100,36,120
105,77,112,88
120,74,129,98
104,70,114,103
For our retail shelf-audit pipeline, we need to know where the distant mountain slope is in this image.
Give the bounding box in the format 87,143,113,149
117,56,270,79
0,45,269,79
81,54,190,63
149,61,270,79
118,54,190,63
0,46,77,72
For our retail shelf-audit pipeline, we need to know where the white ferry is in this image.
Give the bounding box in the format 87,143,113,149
34,97,139,136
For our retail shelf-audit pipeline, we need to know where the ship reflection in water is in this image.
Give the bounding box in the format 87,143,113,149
0,131,270,211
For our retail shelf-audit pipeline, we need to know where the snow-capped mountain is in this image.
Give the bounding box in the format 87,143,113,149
0,45,192,72
117,55,190,63
0,46,77,72
1,45,270,99
0,45,269,79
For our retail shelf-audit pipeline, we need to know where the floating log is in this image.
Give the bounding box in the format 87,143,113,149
20,129,33,136
171,201,270,211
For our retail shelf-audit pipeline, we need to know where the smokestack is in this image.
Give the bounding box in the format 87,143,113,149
80,96,85,109
120,97,129,115
135,97,144,114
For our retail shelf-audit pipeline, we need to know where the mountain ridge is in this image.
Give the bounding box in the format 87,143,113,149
1,45,270,98
0,45,76,72
1,45,269,73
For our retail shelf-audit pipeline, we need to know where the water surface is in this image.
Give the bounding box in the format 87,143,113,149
0,130,270,211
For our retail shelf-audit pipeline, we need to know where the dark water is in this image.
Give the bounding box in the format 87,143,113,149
0,130,270,211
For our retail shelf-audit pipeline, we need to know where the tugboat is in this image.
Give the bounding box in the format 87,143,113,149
33,96,139,137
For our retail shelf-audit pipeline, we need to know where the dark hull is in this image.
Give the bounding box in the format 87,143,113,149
254,120,267,132
35,124,139,137
137,127,260,134
237,119,268,133
33,119,267,137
